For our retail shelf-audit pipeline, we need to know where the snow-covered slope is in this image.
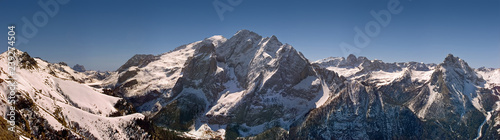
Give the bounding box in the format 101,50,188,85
0,49,146,139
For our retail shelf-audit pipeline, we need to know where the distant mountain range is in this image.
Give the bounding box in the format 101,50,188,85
1,30,499,139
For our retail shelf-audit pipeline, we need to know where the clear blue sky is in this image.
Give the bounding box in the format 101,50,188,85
1,0,499,71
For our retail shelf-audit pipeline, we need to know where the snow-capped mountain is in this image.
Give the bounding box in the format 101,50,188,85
102,30,328,138
2,30,499,139
298,54,500,139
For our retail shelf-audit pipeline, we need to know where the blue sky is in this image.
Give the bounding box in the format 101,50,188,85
1,0,499,71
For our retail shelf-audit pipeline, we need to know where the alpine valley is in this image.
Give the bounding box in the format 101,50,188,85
1,30,499,140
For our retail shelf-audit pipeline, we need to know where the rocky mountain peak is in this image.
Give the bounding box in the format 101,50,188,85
72,64,86,72
203,35,227,47
346,54,357,64
233,29,262,40
215,30,262,60
263,35,283,47
269,35,280,43
437,54,478,82
444,53,458,63
443,54,467,67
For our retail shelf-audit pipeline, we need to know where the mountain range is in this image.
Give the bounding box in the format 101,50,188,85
1,30,499,140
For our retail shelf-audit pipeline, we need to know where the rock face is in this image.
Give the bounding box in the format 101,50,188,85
102,30,499,139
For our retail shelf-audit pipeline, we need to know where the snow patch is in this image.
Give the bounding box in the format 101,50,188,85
315,80,330,108
369,70,405,86
411,70,434,83
326,67,360,78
